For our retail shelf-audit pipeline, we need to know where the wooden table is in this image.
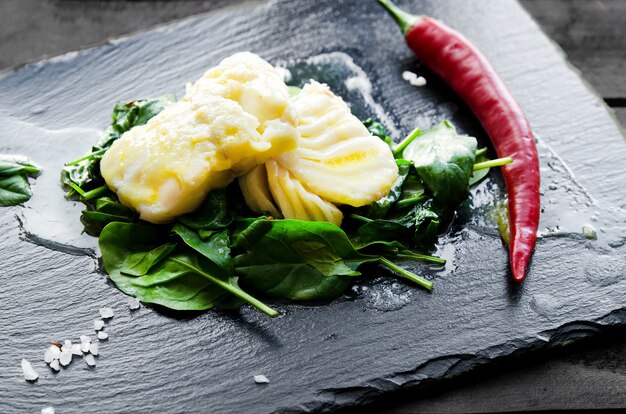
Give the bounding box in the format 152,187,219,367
1,0,624,412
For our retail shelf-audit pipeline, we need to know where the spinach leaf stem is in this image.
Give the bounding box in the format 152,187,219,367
378,257,433,291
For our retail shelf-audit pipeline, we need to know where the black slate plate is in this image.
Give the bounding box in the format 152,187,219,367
2,0,626,412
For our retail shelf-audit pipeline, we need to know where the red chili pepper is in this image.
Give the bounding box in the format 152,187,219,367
377,0,540,283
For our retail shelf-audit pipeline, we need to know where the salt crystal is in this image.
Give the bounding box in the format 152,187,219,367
80,342,90,353
44,348,55,364
71,344,82,356
59,350,72,366
48,345,61,359
401,70,427,87
402,70,417,81
21,359,39,381
84,354,96,367
61,340,72,352
89,343,99,356
254,374,269,384
97,331,108,340
80,335,91,344
99,307,114,319
94,319,105,331
49,359,60,372
41,407,55,414
128,298,140,310
413,76,427,87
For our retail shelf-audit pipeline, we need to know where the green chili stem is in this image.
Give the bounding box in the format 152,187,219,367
473,157,513,171
396,252,446,265
81,185,109,201
65,148,107,166
475,148,488,156
396,193,425,208
378,257,433,291
170,257,278,317
377,0,420,35
392,127,421,156
350,214,373,223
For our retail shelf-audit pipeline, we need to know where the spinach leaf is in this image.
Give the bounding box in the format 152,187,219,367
468,152,490,186
0,175,32,206
412,200,442,249
0,155,41,206
172,223,232,272
402,121,477,208
395,169,426,208
81,197,136,236
363,118,394,148
0,155,42,177
62,95,175,197
352,219,412,248
121,242,177,276
100,222,276,315
233,219,377,301
177,189,233,230
366,159,411,218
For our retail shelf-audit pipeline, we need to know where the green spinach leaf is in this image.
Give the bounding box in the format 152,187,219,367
100,222,275,315
0,155,41,206
402,121,477,208
233,219,377,301
366,159,411,218
178,189,233,230
363,118,394,148
121,242,177,276
0,175,32,206
0,155,42,177
468,152,490,186
172,223,232,272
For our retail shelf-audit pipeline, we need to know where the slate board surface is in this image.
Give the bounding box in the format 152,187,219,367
1,0,626,413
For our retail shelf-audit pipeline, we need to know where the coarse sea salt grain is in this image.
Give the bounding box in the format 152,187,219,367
41,407,55,414
22,359,39,381
94,319,105,331
254,374,269,384
84,354,96,367
99,307,114,319
89,343,99,356
49,359,60,372
97,331,108,340
59,351,72,367
71,344,82,356
401,70,427,87
128,298,140,310
80,335,91,344
44,348,55,364
48,345,61,360
61,340,72,352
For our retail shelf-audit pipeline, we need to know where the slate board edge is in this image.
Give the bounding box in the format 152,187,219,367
292,308,626,413
0,0,270,78
1,1,625,413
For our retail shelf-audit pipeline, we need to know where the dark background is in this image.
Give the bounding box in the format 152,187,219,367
1,1,625,412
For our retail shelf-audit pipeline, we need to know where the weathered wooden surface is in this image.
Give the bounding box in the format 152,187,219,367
1,1,626,413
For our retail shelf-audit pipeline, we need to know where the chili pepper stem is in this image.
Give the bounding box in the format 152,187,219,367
377,0,420,35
